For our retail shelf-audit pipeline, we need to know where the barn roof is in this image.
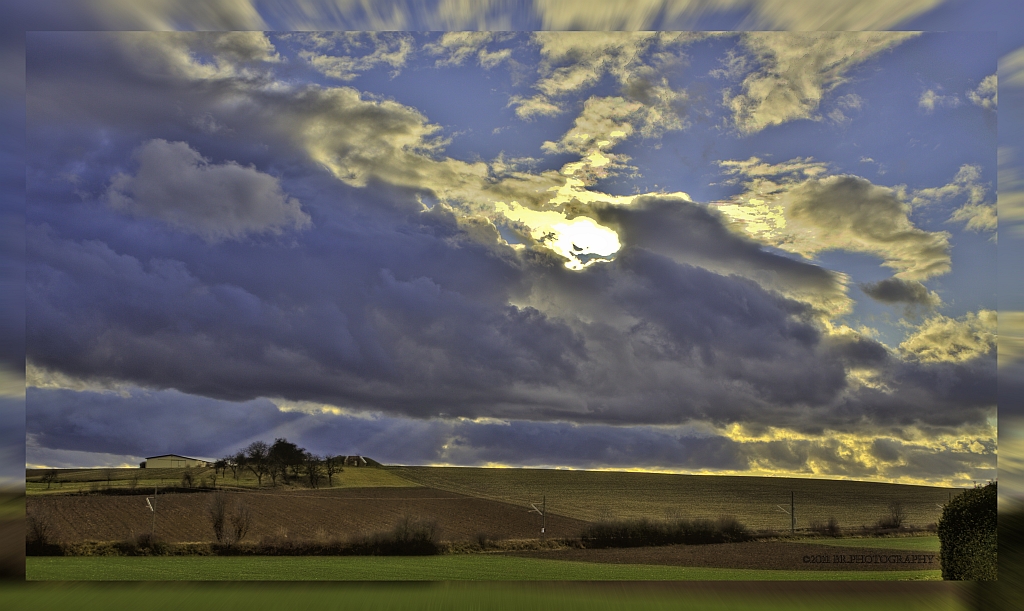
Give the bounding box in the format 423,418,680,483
144,454,206,461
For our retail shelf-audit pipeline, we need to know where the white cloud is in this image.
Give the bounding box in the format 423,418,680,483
542,96,643,155
899,310,997,363
918,89,961,113
532,0,943,31
107,139,311,242
967,74,997,109
294,32,414,81
828,93,864,125
949,203,997,234
714,157,951,281
87,0,267,30
424,32,512,69
724,32,915,133
113,32,281,82
1000,311,1024,366
82,0,944,32
1000,147,1024,235
513,31,703,121
507,95,563,119
26,362,131,396
911,164,988,208
908,164,996,235
1000,46,1024,88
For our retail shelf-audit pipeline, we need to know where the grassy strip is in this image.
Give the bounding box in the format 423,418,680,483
0,583,968,611
0,583,969,611
26,556,942,581
800,536,940,552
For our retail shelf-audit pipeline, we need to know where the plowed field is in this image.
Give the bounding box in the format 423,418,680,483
27,487,588,544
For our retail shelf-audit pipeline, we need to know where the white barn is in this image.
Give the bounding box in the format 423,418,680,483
141,454,210,469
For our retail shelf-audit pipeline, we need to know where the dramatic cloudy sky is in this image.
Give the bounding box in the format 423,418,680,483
4,1,1022,492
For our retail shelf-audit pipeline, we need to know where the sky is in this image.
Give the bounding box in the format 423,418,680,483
2,1,1023,493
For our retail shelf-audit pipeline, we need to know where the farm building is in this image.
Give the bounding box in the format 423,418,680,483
140,454,210,469
343,455,368,467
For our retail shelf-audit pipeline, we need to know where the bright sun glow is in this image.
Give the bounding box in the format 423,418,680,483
496,201,621,269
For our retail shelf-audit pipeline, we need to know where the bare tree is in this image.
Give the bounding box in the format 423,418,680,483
208,471,218,489
180,466,195,489
230,502,252,543
887,501,906,528
26,507,56,551
226,452,243,481
323,455,342,487
243,442,269,488
208,494,229,543
128,471,141,490
267,460,283,487
304,453,324,489
40,470,58,490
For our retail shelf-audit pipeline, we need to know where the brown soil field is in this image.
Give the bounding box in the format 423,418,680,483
26,487,589,544
504,540,940,571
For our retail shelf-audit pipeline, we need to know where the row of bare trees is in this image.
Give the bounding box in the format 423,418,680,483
214,438,344,489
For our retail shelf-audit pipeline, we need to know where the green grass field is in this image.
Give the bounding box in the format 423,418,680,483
26,556,942,581
25,466,418,495
0,583,969,611
801,535,940,552
389,466,956,531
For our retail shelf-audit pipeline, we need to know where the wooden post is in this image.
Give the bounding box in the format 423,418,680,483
151,487,157,538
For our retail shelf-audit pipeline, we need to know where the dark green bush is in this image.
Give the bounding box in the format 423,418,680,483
938,481,996,580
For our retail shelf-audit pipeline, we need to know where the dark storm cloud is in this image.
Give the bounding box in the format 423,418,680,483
439,420,745,470
23,30,996,449
860,277,940,308
595,196,850,314
26,387,301,459
24,385,746,472
24,386,993,485
106,139,310,242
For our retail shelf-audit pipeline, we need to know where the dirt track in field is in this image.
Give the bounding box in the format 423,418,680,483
504,540,940,571
27,487,589,544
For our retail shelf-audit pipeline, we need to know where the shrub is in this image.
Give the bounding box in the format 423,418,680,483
938,482,997,580
811,517,841,537
580,516,750,548
230,502,252,543
116,531,166,555
26,509,62,556
208,494,228,543
347,517,441,555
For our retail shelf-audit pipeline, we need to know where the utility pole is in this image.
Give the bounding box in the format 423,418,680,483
791,491,795,534
529,496,547,537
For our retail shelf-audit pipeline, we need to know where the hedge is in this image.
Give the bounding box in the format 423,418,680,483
937,481,996,580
